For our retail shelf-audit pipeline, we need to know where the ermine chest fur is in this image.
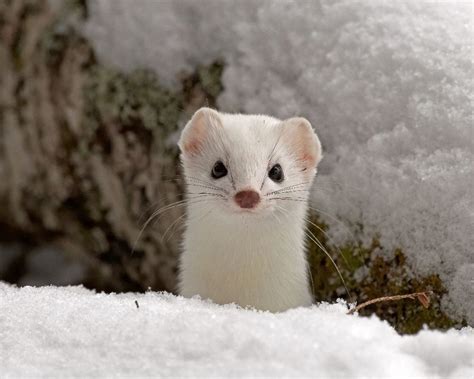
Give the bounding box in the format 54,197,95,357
177,108,322,312
179,204,312,312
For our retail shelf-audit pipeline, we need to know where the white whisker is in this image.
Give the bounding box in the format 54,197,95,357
305,217,351,270
265,181,310,196
267,196,357,241
305,227,351,300
132,196,223,255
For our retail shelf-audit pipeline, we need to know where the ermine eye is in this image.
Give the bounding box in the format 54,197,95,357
211,161,228,179
269,164,284,183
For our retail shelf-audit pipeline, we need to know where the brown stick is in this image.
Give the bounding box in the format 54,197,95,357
347,291,432,315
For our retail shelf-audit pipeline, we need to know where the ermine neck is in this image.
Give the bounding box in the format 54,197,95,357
187,206,308,260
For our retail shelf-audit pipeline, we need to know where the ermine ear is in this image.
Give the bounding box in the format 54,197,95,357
178,107,222,157
281,117,322,170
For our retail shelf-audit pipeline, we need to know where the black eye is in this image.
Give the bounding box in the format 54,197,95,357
211,161,228,179
268,164,284,183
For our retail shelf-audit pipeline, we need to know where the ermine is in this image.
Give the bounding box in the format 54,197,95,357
177,107,322,312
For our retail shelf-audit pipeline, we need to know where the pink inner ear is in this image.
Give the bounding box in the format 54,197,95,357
181,108,220,156
300,152,317,167
184,140,201,156
184,124,207,156
281,118,321,170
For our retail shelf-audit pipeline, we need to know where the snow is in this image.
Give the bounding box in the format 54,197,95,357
1,283,472,378
82,1,473,323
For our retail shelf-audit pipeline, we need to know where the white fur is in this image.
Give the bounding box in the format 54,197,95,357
178,109,321,312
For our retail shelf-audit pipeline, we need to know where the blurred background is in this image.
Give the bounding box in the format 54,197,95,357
0,0,472,334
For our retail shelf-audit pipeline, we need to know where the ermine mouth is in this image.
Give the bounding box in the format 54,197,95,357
231,202,272,215
233,207,258,213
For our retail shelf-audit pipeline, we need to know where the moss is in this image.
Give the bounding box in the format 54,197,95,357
83,61,225,152
197,60,225,100
307,214,466,334
181,60,224,109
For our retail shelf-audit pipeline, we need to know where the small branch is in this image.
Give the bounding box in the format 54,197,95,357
347,291,432,315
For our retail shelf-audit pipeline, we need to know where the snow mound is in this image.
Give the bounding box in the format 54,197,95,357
83,1,473,323
1,283,472,378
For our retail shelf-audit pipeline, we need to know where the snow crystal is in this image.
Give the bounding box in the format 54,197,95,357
83,1,473,322
0,283,472,378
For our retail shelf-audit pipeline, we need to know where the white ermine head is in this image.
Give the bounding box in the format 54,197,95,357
178,107,322,221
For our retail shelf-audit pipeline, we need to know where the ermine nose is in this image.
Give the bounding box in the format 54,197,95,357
234,190,260,209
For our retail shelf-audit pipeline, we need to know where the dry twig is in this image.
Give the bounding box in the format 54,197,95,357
347,291,432,315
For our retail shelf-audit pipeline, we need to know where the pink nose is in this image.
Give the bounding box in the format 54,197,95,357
234,190,260,209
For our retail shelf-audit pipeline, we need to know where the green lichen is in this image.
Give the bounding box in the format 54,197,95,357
307,215,465,334
83,61,225,151
83,66,182,154
197,60,225,100
181,60,224,109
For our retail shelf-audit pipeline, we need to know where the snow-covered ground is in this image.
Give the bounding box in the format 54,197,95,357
83,0,474,324
0,283,472,378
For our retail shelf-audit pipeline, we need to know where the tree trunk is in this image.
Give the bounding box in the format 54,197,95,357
0,0,223,292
